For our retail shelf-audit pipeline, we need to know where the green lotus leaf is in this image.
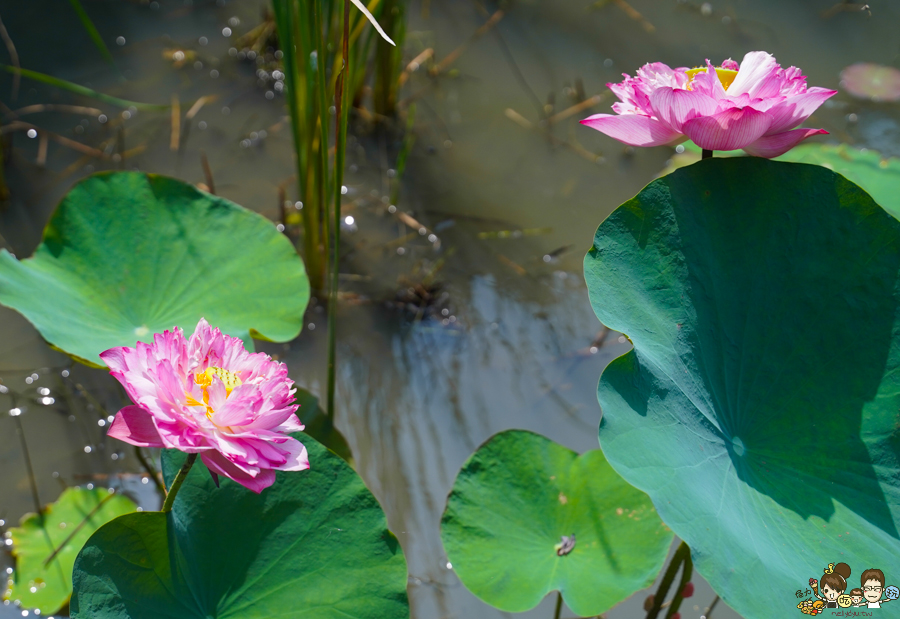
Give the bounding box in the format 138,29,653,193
4,487,136,614
440,430,672,616
662,142,900,219
585,157,900,619
70,432,409,618
0,171,310,366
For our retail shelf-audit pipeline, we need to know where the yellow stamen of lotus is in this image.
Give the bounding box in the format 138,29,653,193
186,366,242,418
685,67,738,90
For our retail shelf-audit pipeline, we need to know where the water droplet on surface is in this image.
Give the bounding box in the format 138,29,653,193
84,446,92,454
344,216,355,226
41,397,54,406
445,562,452,570
86,483,94,490
276,223,285,232
341,185,348,195
134,325,150,337
141,477,149,485
61,370,69,377
26,129,37,139
24,377,33,384
8,408,21,417
97,419,106,427
731,436,746,457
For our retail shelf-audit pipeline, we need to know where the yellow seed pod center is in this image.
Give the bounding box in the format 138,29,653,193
685,66,738,90
199,366,242,394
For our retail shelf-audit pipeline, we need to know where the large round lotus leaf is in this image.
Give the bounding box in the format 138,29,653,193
440,430,672,616
0,172,310,366
661,143,900,220
585,157,900,619
4,487,136,614
70,432,409,618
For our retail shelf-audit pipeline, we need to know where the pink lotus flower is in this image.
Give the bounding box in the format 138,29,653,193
580,51,837,158
101,318,309,493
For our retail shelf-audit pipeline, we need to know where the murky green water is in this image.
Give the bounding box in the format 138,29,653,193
2,0,899,617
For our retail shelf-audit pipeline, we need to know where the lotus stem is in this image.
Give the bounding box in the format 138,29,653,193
161,453,197,512
326,0,351,422
664,548,693,619
646,540,691,619
553,591,563,619
702,149,713,159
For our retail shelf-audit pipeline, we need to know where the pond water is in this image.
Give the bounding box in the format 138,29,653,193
2,0,899,617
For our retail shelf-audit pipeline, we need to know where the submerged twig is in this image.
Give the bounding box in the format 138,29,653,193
3,104,104,121
546,94,607,125
1,120,109,159
504,108,603,163
431,10,504,75
169,94,180,152
200,151,215,194
0,14,22,101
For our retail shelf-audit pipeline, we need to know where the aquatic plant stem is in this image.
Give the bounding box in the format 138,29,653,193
12,399,43,520
134,446,166,496
664,547,693,619
702,149,713,159
326,0,351,422
646,540,691,619
552,591,563,619
705,595,721,619
161,453,196,513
